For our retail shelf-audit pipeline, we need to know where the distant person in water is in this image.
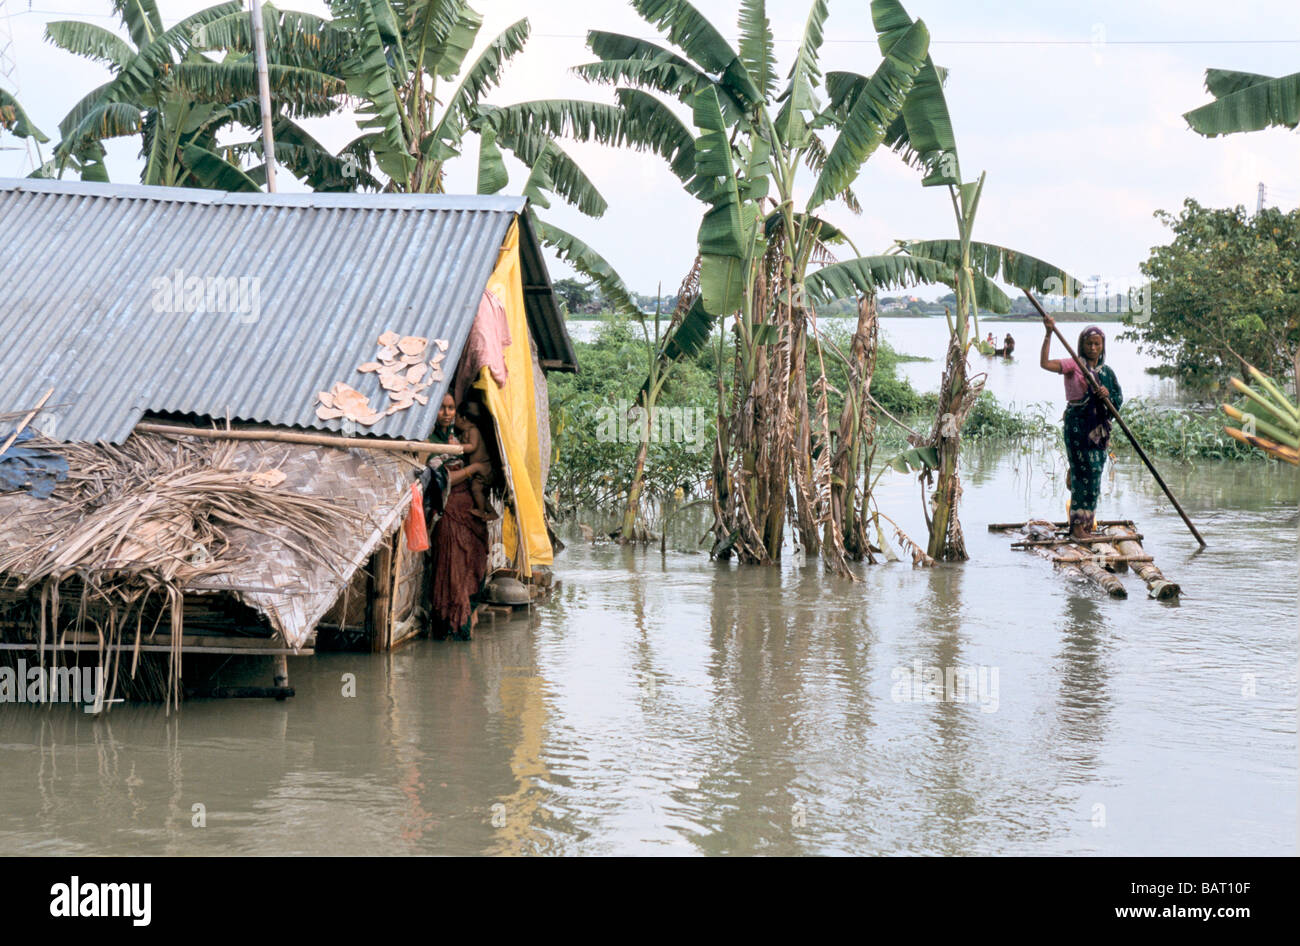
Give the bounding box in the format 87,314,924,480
1002,333,1015,357
1039,317,1123,540
986,331,995,347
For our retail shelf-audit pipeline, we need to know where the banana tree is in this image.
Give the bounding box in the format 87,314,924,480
804,0,1081,562
497,0,970,573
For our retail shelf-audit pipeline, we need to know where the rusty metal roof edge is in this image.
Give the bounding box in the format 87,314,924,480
0,177,527,214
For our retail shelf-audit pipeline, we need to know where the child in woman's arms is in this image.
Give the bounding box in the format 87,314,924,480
454,402,497,520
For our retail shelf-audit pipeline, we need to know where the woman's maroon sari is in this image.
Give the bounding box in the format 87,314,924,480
428,425,488,638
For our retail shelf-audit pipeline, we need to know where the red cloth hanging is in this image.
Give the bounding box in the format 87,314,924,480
404,482,430,551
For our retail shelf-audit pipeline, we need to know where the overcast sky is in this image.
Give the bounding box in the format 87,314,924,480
2,0,1297,299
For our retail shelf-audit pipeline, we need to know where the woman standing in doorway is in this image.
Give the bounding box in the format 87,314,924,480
427,394,492,639
1040,318,1123,540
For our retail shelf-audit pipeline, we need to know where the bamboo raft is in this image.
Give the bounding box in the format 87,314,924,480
989,519,1181,600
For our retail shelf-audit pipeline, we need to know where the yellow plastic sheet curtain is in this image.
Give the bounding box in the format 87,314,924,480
476,220,552,575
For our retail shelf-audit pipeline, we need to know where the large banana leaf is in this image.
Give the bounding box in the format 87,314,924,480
774,0,829,145
533,217,639,318
44,21,135,70
616,88,697,185
660,296,715,362
179,143,261,191
806,18,927,211
231,117,378,190
803,254,952,304
579,31,748,123
172,62,344,115
764,209,844,244
405,0,482,80
58,101,143,153
488,96,696,195
1184,69,1300,136
113,3,244,108
344,0,413,183
518,143,555,209
195,5,355,68
116,0,163,50
631,0,762,107
425,17,530,157
475,127,508,195
737,0,776,99
487,116,608,216
900,239,1082,295
869,0,959,186
693,86,749,316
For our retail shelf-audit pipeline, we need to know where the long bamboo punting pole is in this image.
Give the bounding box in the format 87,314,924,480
1024,289,1207,548
134,421,464,455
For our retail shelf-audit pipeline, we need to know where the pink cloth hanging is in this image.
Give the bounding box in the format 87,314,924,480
454,289,511,405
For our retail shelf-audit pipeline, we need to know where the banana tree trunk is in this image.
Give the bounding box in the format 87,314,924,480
925,333,977,561
833,294,880,561
620,430,650,542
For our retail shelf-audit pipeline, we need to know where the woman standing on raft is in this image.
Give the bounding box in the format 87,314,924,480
1040,317,1123,540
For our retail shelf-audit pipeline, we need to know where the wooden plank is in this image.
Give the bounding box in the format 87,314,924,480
370,534,397,652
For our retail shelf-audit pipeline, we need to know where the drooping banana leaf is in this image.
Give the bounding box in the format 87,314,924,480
475,126,508,195
0,90,49,142
803,253,953,304
425,18,530,158
899,239,1083,296
1184,69,1300,136
869,0,959,186
43,20,135,70
533,216,640,318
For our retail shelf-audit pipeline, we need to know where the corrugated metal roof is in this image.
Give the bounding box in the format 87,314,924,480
0,177,575,444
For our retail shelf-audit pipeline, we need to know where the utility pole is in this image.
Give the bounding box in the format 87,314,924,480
250,0,277,192
1256,182,1266,215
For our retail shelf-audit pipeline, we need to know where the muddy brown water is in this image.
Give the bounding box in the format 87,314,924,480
1,322,1295,855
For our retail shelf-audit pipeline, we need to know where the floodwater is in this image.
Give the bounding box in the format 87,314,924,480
1,319,1295,855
